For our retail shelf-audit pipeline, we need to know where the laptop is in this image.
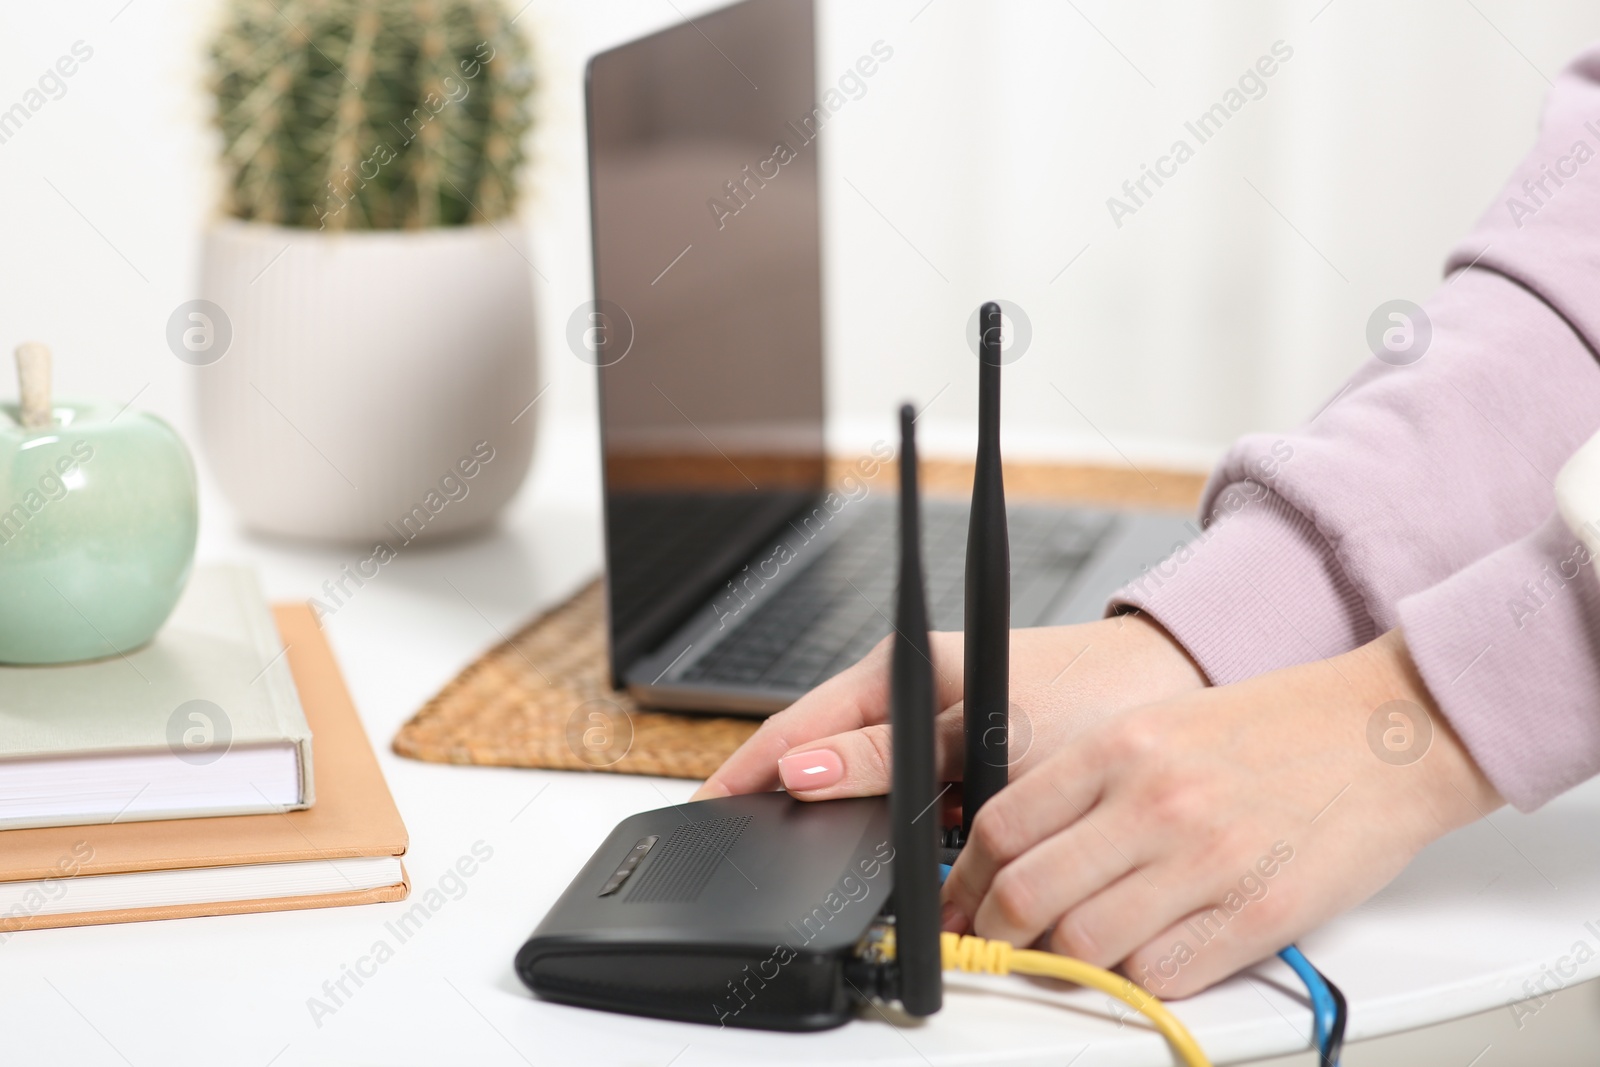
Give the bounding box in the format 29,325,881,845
586,0,1192,714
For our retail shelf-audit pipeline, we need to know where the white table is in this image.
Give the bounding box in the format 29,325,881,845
3,432,1595,1067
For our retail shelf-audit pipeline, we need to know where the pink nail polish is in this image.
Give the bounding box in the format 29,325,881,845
778,749,843,792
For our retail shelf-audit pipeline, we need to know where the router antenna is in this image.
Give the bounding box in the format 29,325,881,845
962,301,1010,839
890,403,941,1018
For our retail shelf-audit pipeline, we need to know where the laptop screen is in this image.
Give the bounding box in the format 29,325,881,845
586,0,825,684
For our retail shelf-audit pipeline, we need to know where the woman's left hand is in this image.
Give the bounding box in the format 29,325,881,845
941,628,1503,997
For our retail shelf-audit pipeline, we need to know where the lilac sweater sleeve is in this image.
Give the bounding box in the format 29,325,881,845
1113,45,1600,811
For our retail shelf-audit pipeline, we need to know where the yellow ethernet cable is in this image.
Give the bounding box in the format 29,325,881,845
940,932,1212,1067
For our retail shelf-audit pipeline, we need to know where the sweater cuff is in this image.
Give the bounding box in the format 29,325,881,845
1109,486,1374,685
1399,512,1600,812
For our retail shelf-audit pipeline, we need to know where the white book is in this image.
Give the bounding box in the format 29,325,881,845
0,601,406,933
0,565,312,830
0,856,402,917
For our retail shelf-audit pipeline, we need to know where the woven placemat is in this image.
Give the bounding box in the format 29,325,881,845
392,458,1206,780
392,578,760,778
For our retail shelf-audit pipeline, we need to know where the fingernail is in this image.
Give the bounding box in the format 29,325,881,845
689,780,730,802
778,749,843,792
940,901,966,933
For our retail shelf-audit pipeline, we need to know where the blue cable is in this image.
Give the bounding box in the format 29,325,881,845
1279,944,1338,1066
939,864,1342,1064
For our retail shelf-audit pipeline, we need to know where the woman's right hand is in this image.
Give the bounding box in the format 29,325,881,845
688,612,1206,802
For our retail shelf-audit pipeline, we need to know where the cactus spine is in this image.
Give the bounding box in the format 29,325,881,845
209,0,534,230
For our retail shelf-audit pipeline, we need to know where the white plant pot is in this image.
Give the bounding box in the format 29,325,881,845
197,219,537,544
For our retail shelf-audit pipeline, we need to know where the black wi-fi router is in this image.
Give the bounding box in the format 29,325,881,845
515,304,1012,1030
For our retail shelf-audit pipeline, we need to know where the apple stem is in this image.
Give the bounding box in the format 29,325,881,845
14,342,51,429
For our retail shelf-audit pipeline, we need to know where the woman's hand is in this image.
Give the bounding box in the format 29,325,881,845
690,613,1205,801
941,628,1503,997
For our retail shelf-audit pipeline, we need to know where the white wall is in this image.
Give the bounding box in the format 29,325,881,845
2,0,1596,498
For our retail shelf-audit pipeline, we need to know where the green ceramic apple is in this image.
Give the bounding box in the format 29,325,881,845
0,343,198,664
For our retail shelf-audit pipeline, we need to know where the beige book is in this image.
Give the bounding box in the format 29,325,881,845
0,604,408,933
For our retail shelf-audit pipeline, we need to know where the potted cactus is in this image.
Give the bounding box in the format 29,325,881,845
198,0,539,544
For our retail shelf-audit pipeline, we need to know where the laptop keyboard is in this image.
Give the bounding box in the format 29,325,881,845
606,493,787,632
679,501,1113,693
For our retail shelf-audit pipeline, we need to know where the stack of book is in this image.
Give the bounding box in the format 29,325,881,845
0,566,407,933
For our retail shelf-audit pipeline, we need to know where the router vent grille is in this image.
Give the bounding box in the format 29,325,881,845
626,816,752,904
